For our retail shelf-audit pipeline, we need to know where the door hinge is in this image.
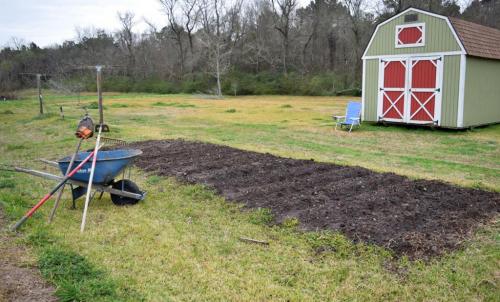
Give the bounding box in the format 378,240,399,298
435,88,440,92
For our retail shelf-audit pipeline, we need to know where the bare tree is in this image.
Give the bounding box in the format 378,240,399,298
198,0,242,96
270,0,297,75
159,0,187,76
242,1,281,72
182,0,200,54
117,11,136,75
343,0,366,82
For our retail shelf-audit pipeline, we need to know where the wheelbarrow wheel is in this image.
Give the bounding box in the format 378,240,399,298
110,179,141,206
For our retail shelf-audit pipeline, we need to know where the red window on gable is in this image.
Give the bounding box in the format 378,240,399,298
396,24,424,47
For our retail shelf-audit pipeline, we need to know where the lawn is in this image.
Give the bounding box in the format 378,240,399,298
0,91,499,301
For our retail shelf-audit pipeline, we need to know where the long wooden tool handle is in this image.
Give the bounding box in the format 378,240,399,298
80,125,103,233
11,147,98,231
48,138,83,223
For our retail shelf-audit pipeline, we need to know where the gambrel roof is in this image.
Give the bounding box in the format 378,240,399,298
363,7,500,60
449,17,500,60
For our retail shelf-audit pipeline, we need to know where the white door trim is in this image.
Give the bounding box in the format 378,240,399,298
408,56,443,125
378,57,408,122
378,55,443,125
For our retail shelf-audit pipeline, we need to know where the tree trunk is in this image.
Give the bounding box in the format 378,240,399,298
216,44,222,97
177,35,185,78
328,31,336,71
283,38,288,75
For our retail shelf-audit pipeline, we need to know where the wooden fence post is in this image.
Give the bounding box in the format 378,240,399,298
37,73,43,114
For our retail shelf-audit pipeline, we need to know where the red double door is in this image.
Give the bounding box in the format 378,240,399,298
379,57,442,124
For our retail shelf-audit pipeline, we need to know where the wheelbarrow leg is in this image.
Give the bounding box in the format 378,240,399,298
49,138,83,223
71,185,77,209
97,191,104,200
89,190,97,204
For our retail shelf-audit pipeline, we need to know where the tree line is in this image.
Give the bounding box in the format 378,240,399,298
0,0,498,97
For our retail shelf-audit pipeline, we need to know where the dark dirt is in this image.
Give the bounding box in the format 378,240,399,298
129,139,500,259
0,209,57,302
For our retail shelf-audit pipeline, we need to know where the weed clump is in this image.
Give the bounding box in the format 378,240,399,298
6,144,26,151
86,102,106,110
304,231,354,258
225,108,237,113
152,101,195,108
248,208,273,225
282,217,300,228
110,103,128,108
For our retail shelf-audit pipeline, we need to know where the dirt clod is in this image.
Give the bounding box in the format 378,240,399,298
130,139,500,259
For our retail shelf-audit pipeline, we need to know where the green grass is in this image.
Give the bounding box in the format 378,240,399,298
23,228,138,302
0,91,498,301
39,248,121,301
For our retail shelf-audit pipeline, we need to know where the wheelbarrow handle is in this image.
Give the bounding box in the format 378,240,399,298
11,145,102,231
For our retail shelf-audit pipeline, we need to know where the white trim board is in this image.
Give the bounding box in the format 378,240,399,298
361,7,466,59
395,23,425,48
361,59,366,121
457,54,466,127
363,51,462,60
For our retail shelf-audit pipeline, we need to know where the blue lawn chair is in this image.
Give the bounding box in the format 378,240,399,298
333,101,362,132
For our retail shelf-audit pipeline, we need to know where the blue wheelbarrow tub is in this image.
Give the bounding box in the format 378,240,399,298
58,149,142,185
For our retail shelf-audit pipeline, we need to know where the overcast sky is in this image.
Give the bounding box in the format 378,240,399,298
0,0,316,48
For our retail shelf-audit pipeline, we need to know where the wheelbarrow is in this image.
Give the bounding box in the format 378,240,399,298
15,149,146,207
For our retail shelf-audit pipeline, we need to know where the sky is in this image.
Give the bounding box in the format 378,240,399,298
0,0,314,48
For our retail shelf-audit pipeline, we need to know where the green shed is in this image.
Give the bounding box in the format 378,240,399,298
362,7,500,128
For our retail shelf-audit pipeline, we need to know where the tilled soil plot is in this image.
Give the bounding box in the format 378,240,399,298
129,139,499,259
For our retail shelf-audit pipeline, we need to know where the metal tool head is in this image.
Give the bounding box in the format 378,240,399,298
76,115,94,139
100,136,128,147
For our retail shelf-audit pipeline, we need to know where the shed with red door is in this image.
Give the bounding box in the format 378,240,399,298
361,7,500,128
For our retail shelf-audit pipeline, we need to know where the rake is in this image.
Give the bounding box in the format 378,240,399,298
100,137,129,148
